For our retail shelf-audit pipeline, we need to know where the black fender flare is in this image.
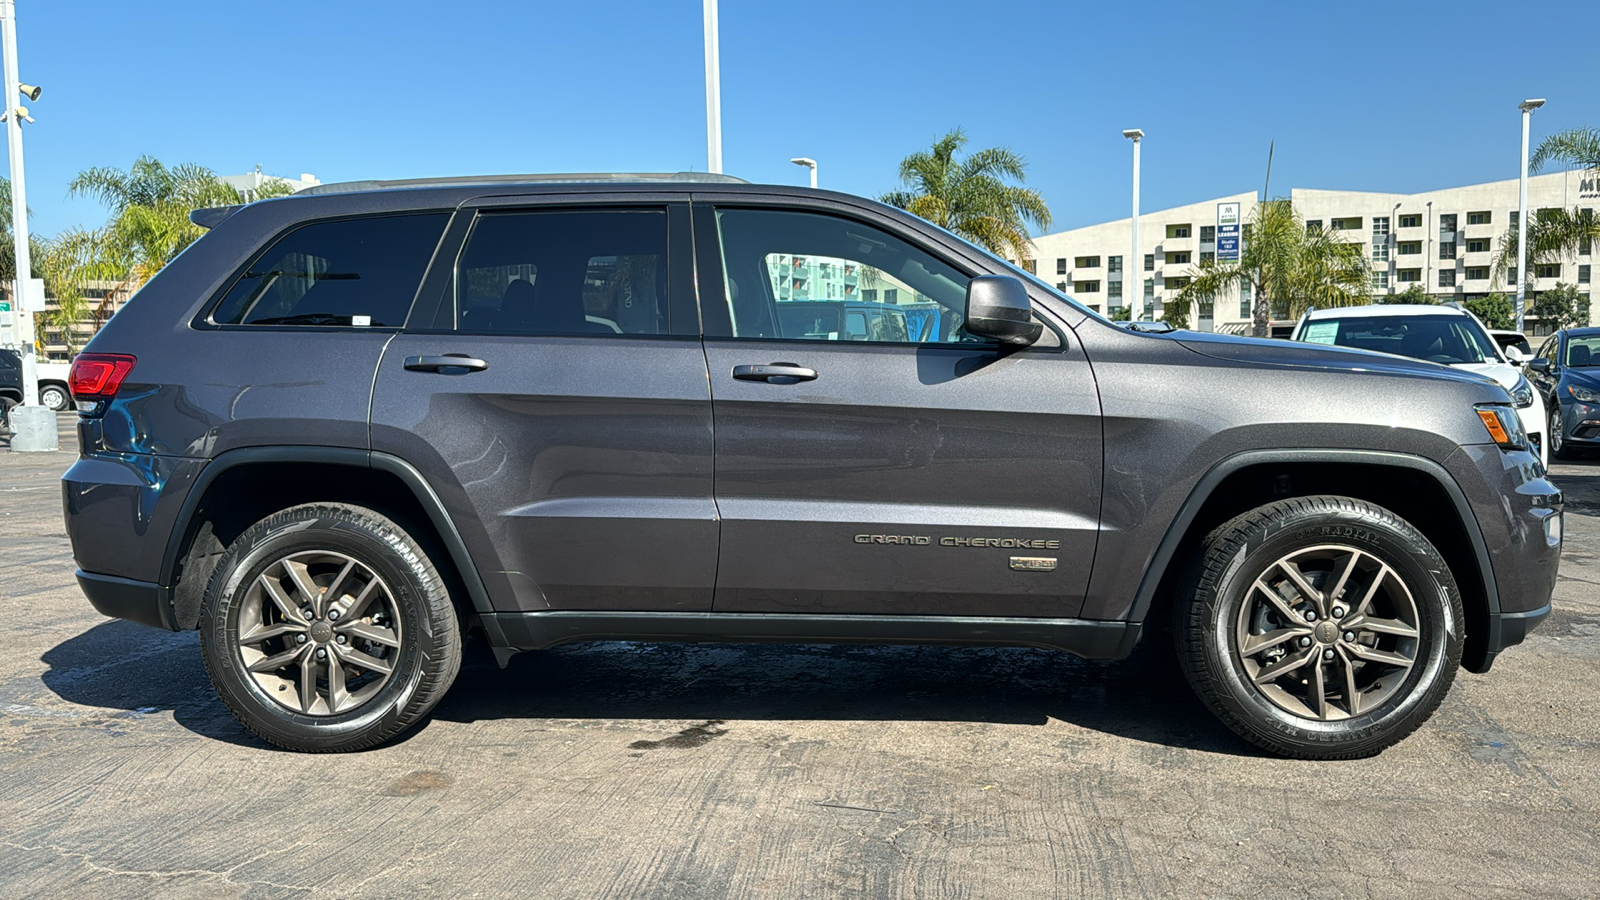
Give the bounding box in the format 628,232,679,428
1126,448,1499,624
159,446,498,626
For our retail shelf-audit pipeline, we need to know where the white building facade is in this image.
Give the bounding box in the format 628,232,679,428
218,166,321,200
1029,171,1597,335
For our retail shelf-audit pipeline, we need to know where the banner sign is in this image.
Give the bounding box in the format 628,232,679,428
1217,203,1241,262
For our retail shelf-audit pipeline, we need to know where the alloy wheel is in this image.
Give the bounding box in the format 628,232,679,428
234,550,403,716
1233,544,1420,721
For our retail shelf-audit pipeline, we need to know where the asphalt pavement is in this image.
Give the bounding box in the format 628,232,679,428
2,418,1598,898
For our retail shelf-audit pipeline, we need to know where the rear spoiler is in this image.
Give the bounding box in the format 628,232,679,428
189,205,243,230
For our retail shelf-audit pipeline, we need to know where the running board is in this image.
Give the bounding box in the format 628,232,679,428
480,611,1141,667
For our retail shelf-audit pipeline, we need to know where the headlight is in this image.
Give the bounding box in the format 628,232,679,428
1568,384,1600,403
1511,375,1535,408
1476,404,1528,451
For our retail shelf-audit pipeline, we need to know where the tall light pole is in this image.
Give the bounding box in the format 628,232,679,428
790,157,816,189
1517,98,1545,333
703,0,722,174
1123,129,1143,319
1,0,53,450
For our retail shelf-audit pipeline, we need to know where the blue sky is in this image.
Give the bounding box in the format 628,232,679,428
12,0,1600,239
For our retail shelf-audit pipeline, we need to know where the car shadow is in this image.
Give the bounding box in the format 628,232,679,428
37,621,1263,757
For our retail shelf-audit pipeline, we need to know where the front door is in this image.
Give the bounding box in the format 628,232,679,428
371,202,718,613
695,201,1104,619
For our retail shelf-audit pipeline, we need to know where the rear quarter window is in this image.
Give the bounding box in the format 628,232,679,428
209,212,449,327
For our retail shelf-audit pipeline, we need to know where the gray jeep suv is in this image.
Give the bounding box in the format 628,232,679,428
62,174,1560,758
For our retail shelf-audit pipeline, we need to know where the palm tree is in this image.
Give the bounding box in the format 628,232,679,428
1492,127,1600,290
1174,198,1370,336
880,128,1051,266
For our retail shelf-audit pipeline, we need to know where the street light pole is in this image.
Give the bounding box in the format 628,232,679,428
1123,129,1143,320
0,0,52,450
790,157,816,189
703,0,722,174
1517,98,1545,333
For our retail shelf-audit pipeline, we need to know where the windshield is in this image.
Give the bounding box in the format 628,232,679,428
1299,315,1499,365
917,219,1101,319
1566,334,1600,367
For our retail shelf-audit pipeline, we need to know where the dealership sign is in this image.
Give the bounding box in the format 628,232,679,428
1217,203,1241,261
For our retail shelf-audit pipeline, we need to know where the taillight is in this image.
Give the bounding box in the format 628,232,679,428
69,353,137,402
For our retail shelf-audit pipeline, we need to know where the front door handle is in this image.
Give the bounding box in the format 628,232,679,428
732,363,817,384
404,354,489,373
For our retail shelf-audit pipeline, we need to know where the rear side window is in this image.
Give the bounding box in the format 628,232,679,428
211,213,449,327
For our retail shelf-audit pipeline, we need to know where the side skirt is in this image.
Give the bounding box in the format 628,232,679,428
482,611,1142,667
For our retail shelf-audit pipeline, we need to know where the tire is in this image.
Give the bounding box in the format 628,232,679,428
0,396,15,432
199,503,462,752
1549,402,1573,460
39,383,69,411
1176,495,1463,760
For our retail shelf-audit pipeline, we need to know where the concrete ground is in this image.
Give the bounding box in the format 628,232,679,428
2,418,1598,898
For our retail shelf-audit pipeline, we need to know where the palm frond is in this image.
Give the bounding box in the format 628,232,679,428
1531,127,1600,174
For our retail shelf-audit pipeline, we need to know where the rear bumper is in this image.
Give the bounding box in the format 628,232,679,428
77,570,175,631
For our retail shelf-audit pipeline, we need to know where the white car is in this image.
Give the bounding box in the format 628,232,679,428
35,359,73,411
1291,304,1548,465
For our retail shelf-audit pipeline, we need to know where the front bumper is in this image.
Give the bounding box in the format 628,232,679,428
77,570,174,631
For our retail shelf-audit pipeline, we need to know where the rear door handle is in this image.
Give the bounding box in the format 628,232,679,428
732,363,817,384
404,354,489,373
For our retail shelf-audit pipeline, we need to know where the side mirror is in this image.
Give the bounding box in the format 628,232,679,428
1504,345,1527,365
964,275,1041,346
1527,356,1551,374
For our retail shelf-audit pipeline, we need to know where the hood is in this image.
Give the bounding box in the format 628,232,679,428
1174,331,1502,388
1450,361,1520,391
1563,367,1600,390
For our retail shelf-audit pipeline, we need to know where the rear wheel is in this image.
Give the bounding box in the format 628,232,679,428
199,503,462,752
0,396,15,432
1176,495,1462,759
39,383,70,411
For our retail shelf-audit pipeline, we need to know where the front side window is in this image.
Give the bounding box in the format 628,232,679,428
455,209,668,335
712,208,977,344
211,213,449,327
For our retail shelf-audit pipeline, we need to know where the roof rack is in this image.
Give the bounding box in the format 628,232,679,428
299,171,749,196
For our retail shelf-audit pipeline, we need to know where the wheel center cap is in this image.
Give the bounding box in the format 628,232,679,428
1314,621,1339,644
309,621,334,644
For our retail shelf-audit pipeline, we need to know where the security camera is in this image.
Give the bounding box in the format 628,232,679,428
18,83,39,102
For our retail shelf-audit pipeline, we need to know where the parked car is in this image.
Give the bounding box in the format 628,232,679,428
1488,329,1533,361
0,347,19,427
1290,304,1548,465
35,359,73,411
1527,327,1600,459
63,174,1559,758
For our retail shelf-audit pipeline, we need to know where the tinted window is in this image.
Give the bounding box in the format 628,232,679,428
1300,315,1497,365
212,213,448,327
456,209,668,335
713,208,975,343
1565,334,1600,367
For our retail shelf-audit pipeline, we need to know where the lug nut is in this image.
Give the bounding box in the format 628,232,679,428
1344,631,1356,642
1304,611,1317,622
1298,636,1312,648
1323,649,1335,660
336,634,347,644
316,648,327,660
1331,606,1346,618
295,634,307,644
328,608,340,620
302,607,314,620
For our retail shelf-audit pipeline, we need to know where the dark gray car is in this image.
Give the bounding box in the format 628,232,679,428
61,174,1560,758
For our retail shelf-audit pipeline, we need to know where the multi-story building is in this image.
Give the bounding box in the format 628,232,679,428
1030,170,1597,335
218,166,321,200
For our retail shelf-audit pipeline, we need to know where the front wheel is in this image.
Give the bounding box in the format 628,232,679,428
1550,402,1573,460
1176,496,1462,759
199,503,462,752
39,383,70,411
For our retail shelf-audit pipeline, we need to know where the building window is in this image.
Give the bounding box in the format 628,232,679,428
1399,241,1421,255
1467,211,1491,225
1022,259,1036,274
1108,280,1123,300
1074,255,1100,269
1239,281,1252,318
1056,281,1068,292
1200,251,1215,263
1056,258,1067,275
1466,267,1489,280
1439,269,1456,288
1509,267,1518,283
1398,268,1421,283
1579,265,1591,284
1439,242,1456,260
1399,214,1422,228
1372,216,1389,236
1372,270,1390,291
1331,217,1362,230
1144,279,1155,300
1075,280,1101,293
1167,251,1191,265
1167,276,1190,289
1305,219,1323,235
1537,263,1562,279
1200,225,1215,242
1466,239,1491,253
884,289,899,303
1166,223,1191,239
1144,253,1155,271
1108,255,1123,273
1510,211,1519,227
1372,219,1390,262
1439,213,1457,236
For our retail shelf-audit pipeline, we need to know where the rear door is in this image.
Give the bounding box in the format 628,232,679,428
693,197,1104,619
370,198,718,613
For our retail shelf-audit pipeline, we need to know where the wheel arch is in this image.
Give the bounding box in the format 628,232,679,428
1131,449,1499,672
161,447,496,634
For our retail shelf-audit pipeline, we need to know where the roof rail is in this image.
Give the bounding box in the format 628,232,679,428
299,172,749,196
